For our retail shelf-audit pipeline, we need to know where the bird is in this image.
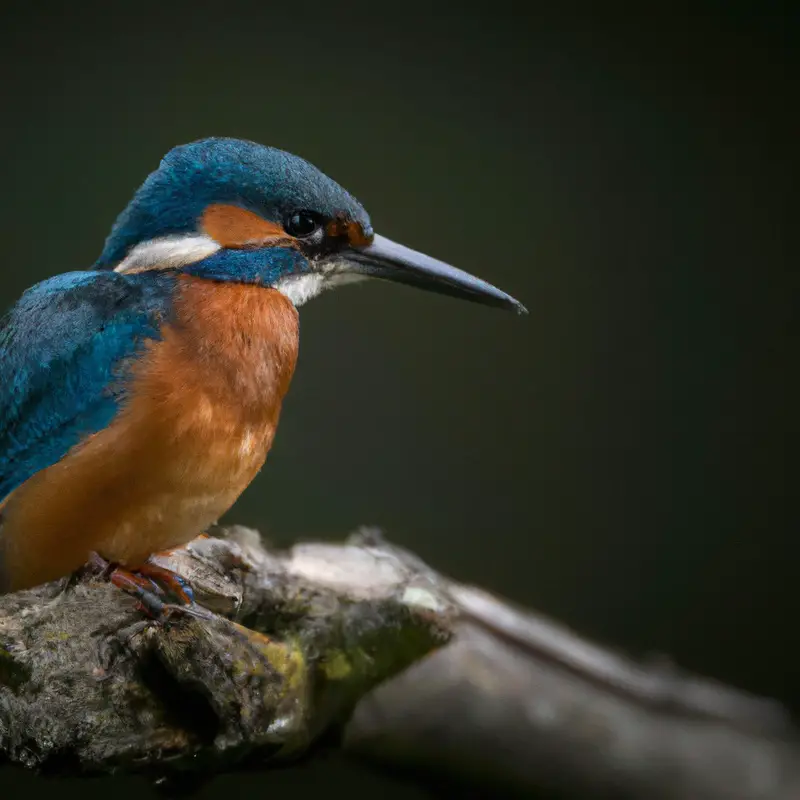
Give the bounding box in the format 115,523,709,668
0,137,525,611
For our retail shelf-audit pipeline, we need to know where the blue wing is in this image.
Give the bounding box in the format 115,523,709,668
0,270,177,500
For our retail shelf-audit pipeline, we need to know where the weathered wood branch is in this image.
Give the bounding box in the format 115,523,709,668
0,525,798,798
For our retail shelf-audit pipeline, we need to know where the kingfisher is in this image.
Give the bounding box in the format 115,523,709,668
0,137,525,611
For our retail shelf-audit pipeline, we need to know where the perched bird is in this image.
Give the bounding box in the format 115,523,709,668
0,137,525,608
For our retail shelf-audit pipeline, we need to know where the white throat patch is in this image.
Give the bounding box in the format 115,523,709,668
114,234,221,274
274,273,326,306
275,269,366,307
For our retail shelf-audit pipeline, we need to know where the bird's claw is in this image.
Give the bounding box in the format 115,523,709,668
87,551,210,622
136,561,195,605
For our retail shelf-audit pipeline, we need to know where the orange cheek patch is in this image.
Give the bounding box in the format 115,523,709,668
326,218,373,247
202,203,295,248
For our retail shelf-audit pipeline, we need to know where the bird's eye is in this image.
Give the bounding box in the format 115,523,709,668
285,210,322,238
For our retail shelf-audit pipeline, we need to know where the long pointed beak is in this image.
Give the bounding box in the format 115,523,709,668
340,234,527,314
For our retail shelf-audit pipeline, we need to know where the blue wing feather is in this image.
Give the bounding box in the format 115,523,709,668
0,270,177,499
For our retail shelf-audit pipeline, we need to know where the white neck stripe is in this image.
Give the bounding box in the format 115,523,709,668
114,234,221,274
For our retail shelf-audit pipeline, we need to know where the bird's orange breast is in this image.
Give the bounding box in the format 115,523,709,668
0,278,299,591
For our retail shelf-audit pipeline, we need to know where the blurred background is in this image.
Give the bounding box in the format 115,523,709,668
0,4,796,798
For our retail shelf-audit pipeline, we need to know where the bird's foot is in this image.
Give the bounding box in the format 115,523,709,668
136,561,195,605
109,568,169,618
88,552,212,622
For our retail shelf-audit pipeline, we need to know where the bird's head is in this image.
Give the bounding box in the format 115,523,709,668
96,137,526,313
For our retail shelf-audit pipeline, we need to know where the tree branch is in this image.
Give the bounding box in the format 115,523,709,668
0,526,797,798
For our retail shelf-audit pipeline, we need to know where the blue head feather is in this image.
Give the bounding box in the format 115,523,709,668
94,137,372,269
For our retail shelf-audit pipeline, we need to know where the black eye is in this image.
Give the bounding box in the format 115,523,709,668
285,210,322,238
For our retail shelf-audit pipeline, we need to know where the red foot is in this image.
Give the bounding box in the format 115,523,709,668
109,568,162,596
136,562,194,605
88,551,209,621
109,567,168,618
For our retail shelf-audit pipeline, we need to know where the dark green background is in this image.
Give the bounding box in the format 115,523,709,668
1,5,796,798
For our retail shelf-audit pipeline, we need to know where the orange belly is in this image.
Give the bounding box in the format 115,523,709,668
0,279,299,593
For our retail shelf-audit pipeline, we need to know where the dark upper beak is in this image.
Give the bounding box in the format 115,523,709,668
340,234,527,314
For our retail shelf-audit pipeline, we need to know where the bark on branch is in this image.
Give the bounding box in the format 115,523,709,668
0,526,797,799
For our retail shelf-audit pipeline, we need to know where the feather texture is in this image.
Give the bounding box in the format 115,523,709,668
0,270,176,500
